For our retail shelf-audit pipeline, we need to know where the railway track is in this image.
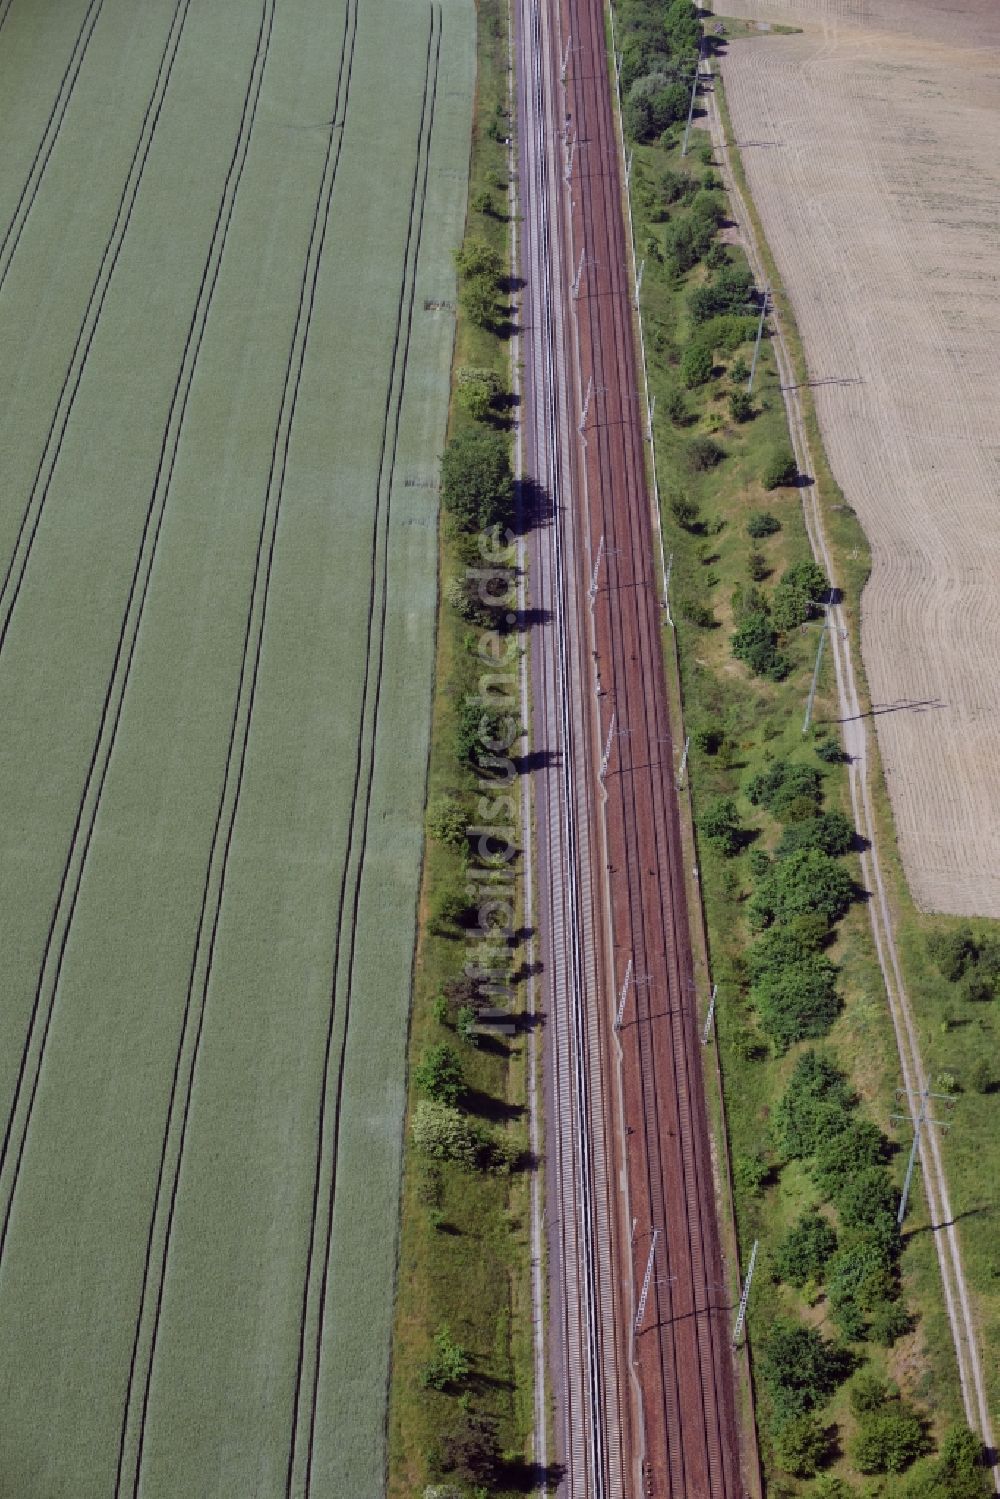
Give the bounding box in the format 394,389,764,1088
515,0,745,1493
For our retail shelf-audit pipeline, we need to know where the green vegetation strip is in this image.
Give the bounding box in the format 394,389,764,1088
388,1,538,1494
613,2,993,1495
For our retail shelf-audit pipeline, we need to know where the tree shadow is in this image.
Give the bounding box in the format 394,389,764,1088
512,746,561,774
464,1087,525,1124
500,1457,566,1494
514,475,554,535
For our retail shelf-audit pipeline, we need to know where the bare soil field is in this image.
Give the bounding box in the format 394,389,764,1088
713,0,1000,915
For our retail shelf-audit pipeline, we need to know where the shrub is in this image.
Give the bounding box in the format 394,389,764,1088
870,1299,911,1347
420,1326,471,1390
690,264,755,322
428,796,467,848
772,580,816,631
763,443,798,489
747,509,781,538
414,1043,466,1105
437,1410,500,1485
729,389,754,423
731,354,751,385
852,1406,927,1474
828,1236,898,1323
815,734,847,763
746,761,824,818
731,583,768,623
760,1321,849,1419
441,428,514,531
456,364,503,420
681,340,714,388
430,880,474,934
679,594,715,628
668,489,700,529
664,385,689,424
775,1212,838,1288
969,1058,994,1095
777,811,854,859
850,1369,899,1416
686,435,725,471
749,849,855,929
733,1152,770,1196
837,1166,899,1231
748,549,769,581
748,922,828,983
774,1413,829,1477
698,797,743,857
906,1426,987,1499
811,1118,889,1197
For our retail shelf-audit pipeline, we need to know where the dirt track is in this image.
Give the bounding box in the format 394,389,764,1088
714,0,1000,915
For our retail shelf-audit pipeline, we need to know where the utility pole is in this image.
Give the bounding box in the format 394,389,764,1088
646,393,655,444
892,1085,955,1225
681,42,703,158
561,33,572,82
572,247,585,299
747,284,770,393
615,957,633,1030
732,1239,758,1346
701,983,718,1045
664,551,674,627
625,149,633,187
600,709,616,781
589,533,605,603
564,131,575,185
802,619,828,734
635,257,645,310
635,1230,659,1332
675,734,690,789
579,375,592,434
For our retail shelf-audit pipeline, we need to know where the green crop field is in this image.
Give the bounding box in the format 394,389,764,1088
0,0,473,1494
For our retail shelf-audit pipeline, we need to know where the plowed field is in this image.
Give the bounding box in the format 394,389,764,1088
715,0,1000,914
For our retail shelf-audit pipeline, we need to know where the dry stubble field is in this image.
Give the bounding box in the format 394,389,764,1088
0,0,472,1494
713,0,1000,916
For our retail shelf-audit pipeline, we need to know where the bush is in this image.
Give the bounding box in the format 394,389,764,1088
731,611,789,681
760,1321,849,1419
428,796,467,848
763,443,798,489
837,1166,899,1231
686,435,725,471
811,1118,889,1197
748,922,828,983
698,797,743,857
775,1212,838,1288
852,1407,927,1474
850,1369,899,1416
681,341,714,388
747,509,781,539
774,1413,829,1477
777,811,854,859
414,1043,466,1105
690,264,755,323
420,1326,471,1390
752,955,840,1049
441,428,514,532
828,1236,898,1323
664,385,689,424
969,1058,994,1095
815,734,847,763
750,849,855,929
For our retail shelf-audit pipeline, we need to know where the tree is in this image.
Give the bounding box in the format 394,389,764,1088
748,549,769,581
775,1211,838,1289
774,1412,829,1477
905,1426,987,1499
811,1117,888,1197
420,1326,471,1391
777,812,854,859
460,277,501,330
624,72,690,142
969,1058,994,1095
815,734,846,764
669,489,701,529
746,760,824,820
747,510,781,539
427,796,467,848
690,264,755,322
763,444,798,489
750,849,855,930
772,579,816,632
759,1321,849,1420
440,429,513,531
748,921,828,983
681,340,714,388
411,1100,481,1167
926,926,977,983
698,797,743,857
852,1406,927,1474
774,1050,855,1159
454,238,504,282
456,364,503,421
752,955,840,1050
731,610,789,681
437,1410,500,1485
664,385,689,425
414,1043,466,1105
455,694,519,767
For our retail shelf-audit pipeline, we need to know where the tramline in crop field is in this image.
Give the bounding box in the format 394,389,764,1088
0,0,473,1493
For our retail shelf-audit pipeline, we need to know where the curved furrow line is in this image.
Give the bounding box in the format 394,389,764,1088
0,0,15,41
284,13,442,1495
0,0,192,660
0,0,106,294
0,0,278,1276
108,8,361,1495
